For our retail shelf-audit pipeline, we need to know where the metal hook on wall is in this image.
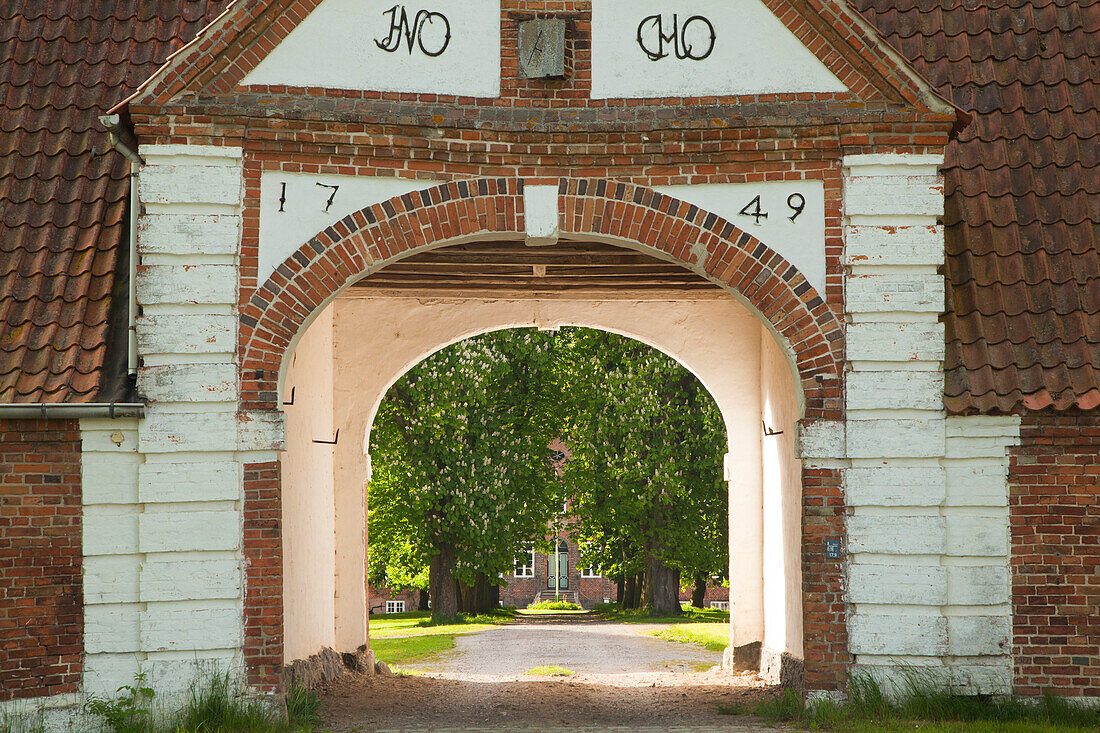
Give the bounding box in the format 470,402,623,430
762,421,784,437
282,386,296,406
313,428,340,445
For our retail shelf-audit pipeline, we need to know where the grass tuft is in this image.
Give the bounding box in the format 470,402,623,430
595,602,728,625
524,666,574,676
284,685,321,728
649,623,728,652
748,674,1100,732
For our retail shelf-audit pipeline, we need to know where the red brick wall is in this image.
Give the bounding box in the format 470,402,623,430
0,419,82,702
1010,413,1100,697
243,460,283,691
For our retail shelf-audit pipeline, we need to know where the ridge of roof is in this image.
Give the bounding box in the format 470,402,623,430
116,0,958,121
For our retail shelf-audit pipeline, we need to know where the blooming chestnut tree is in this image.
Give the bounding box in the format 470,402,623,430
368,329,563,617
559,328,728,615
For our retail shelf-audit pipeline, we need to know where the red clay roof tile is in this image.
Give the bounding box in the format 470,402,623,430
2,1,1098,413
0,1,228,403
857,0,1100,413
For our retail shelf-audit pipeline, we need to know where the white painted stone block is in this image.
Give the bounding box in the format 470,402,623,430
142,145,244,164
848,515,946,555
136,313,236,355
82,452,141,505
797,419,845,459
846,370,944,412
948,662,1012,694
847,321,944,363
83,653,142,698
80,421,140,453
844,175,944,218
140,606,242,652
140,559,242,602
844,225,944,267
85,604,141,654
850,613,947,656
140,164,242,207
136,263,237,306
84,555,141,605
847,418,945,459
948,616,1011,656
948,564,1009,606
139,409,237,454
143,654,240,698
238,410,287,452
83,507,139,556
849,563,947,605
524,185,559,246
846,465,946,506
944,463,1010,507
140,362,237,403
139,461,242,503
844,154,943,174
945,436,1017,460
946,513,1009,557
946,415,1022,440
846,272,944,314
138,213,241,256
139,509,241,553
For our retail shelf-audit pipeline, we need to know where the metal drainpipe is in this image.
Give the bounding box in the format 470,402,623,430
98,114,142,379
0,403,145,419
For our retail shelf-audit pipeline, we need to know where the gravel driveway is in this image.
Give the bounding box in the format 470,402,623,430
415,621,723,682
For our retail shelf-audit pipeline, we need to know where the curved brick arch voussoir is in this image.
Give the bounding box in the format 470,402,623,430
240,177,842,416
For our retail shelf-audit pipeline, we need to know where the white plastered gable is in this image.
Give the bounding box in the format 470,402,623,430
241,0,502,97
590,0,848,98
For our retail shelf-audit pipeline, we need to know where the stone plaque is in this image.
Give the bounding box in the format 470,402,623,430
518,19,566,78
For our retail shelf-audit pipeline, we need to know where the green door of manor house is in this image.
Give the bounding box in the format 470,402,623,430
547,541,569,590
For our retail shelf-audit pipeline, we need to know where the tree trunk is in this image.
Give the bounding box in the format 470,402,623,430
623,574,637,609
474,573,493,613
691,573,707,609
418,589,430,611
489,583,500,609
631,572,644,609
428,542,459,618
642,557,681,616
458,581,476,613
614,575,625,606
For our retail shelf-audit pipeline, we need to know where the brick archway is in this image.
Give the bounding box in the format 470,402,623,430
240,177,847,690
240,178,842,418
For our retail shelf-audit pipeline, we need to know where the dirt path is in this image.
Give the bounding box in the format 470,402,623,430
316,619,784,731
417,621,722,680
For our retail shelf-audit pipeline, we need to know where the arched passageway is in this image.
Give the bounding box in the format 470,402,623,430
241,181,843,691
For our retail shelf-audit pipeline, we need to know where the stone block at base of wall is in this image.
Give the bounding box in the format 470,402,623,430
283,647,375,691
760,646,806,691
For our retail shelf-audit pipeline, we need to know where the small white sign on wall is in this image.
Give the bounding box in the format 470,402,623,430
242,0,501,97
653,181,828,294
591,0,847,99
258,173,439,285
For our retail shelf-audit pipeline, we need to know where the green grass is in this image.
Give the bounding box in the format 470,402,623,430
369,609,514,638
80,672,322,732
649,622,729,652
745,676,1100,733
524,666,575,677
370,633,458,667
595,602,729,625
525,599,582,610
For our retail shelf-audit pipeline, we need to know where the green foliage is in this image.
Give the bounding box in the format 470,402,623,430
649,622,729,652
558,328,728,597
524,666,574,676
368,329,565,591
525,599,582,610
83,673,155,733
